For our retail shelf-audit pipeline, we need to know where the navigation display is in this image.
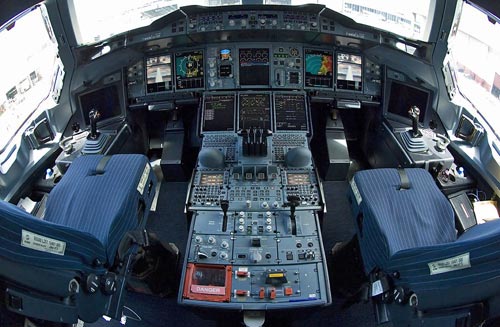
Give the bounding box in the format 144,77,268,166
79,84,122,126
239,48,270,86
304,49,333,88
146,55,172,94
202,94,235,132
238,93,271,130
274,94,308,131
175,50,204,89
336,53,362,91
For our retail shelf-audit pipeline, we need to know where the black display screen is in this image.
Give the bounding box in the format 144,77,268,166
336,53,362,91
175,50,204,89
80,84,122,126
387,81,429,123
304,49,333,88
239,48,270,86
238,93,271,130
274,94,308,131
202,94,235,132
146,55,172,94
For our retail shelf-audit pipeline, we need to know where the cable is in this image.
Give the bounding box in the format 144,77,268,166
123,306,142,322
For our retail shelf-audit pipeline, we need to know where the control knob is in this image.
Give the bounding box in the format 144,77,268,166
208,236,216,244
221,241,229,249
195,235,203,243
219,252,228,260
249,250,262,263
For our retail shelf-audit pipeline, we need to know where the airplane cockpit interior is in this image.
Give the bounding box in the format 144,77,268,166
1,0,500,326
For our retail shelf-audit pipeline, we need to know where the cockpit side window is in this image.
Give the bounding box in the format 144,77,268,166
0,4,63,154
446,2,500,140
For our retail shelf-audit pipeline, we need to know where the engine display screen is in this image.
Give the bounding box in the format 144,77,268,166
274,94,308,131
238,93,271,130
239,48,270,86
336,53,362,91
175,50,204,89
304,49,333,88
146,55,172,93
202,94,235,132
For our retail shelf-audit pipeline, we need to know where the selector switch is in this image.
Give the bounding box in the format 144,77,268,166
208,236,216,244
221,241,229,249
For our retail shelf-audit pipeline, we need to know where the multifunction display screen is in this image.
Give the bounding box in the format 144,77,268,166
274,94,308,131
238,93,271,130
202,94,235,132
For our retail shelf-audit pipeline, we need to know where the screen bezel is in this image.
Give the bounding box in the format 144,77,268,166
145,54,173,95
383,78,433,128
77,81,126,129
237,91,273,132
200,92,236,134
303,48,334,89
273,92,310,133
174,49,205,91
335,52,363,92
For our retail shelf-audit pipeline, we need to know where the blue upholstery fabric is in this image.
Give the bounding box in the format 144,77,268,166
44,154,156,264
0,200,106,273
0,154,156,272
350,168,456,273
350,168,500,309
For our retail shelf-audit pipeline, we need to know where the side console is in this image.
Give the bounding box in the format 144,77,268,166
179,91,331,315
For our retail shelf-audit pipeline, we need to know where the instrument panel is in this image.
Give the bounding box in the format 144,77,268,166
126,43,382,105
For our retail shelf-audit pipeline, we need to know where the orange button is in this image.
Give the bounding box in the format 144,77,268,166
259,287,265,299
285,287,293,296
269,288,276,300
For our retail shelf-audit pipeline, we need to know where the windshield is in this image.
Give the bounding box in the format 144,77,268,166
448,2,500,136
72,0,434,45
0,5,60,151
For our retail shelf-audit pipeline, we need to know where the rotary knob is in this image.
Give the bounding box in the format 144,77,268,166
221,241,229,249
249,251,262,263
208,236,216,244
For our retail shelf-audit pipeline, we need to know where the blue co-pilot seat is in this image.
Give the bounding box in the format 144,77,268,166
349,168,500,326
0,154,157,324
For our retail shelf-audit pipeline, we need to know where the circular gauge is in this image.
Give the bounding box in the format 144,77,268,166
290,48,299,57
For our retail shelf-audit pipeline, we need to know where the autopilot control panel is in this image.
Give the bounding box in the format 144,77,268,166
179,91,331,310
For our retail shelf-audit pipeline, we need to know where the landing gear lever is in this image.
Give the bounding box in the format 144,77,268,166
408,106,422,138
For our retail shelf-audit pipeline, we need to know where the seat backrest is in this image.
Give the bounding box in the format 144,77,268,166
350,168,456,272
44,154,156,263
0,200,106,274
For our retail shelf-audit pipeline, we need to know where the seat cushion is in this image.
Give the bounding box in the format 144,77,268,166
44,154,156,264
350,168,456,273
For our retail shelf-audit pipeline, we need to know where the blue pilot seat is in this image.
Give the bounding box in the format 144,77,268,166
349,168,500,325
0,154,157,324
